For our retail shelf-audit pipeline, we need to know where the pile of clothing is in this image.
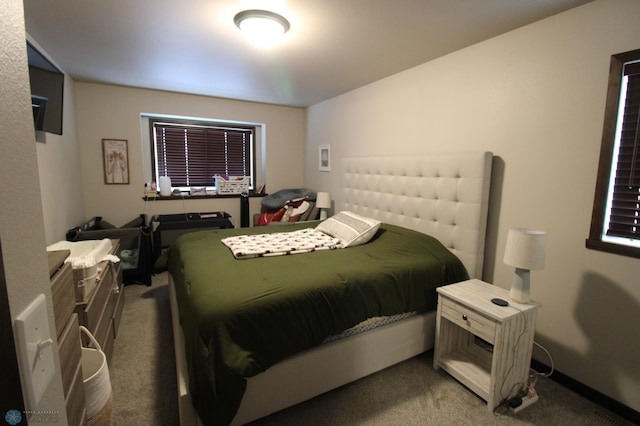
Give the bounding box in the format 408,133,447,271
257,188,319,225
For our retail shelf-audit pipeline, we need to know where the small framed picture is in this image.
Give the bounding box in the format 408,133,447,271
103,139,130,184
319,144,331,172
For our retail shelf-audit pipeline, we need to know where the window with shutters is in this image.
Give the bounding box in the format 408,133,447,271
150,119,255,191
587,49,640,258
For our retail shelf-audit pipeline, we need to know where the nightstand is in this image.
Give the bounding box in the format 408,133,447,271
433,279,541,411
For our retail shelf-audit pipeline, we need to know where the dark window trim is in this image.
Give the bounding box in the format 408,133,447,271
586,49,640,259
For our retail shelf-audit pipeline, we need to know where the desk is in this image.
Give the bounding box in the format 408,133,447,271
152,212,233,259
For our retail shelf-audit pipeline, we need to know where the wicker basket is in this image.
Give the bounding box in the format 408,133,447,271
81,326,112,426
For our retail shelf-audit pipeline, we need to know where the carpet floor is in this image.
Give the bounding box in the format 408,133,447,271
110,273,633,425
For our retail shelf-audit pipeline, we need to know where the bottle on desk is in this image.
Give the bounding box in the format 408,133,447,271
144,181,157,197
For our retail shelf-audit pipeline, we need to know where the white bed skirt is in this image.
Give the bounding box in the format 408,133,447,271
169,274,437,425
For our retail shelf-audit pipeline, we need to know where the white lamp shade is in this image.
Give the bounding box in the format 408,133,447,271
503,227,546,270
316,192,332,209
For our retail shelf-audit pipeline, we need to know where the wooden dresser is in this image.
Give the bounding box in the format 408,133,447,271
74,239,125,361
49,238,125,425
49,249,87,426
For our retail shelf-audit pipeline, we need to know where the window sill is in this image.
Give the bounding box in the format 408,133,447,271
585,238,640,259
143,192,266,201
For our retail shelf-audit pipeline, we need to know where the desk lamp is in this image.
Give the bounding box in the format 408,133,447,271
503,227,547,304
316,192,332,220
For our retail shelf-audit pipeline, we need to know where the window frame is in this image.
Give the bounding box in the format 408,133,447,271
586,48,640,259
147,116,257,192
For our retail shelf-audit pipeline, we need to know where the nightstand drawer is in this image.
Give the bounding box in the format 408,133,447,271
441,297,496,344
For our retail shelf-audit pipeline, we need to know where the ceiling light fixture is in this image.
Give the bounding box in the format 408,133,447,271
234,9,290,47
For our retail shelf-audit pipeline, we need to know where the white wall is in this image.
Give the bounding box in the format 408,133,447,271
1,0,67,421
74,83,306,227
305,0,640,413
31,40,86,245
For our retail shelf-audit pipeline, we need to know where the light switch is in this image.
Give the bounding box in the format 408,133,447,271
14,293,55,409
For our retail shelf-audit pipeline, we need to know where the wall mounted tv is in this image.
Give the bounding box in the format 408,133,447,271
27,42,64,135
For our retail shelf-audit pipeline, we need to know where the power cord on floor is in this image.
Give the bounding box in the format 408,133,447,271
494,339,555,416
531,340,555,378
494,307,557,416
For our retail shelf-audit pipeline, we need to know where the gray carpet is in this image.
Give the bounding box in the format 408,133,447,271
110,273,632,425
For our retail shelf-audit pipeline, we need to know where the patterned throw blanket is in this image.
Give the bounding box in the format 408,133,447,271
221,228,342,259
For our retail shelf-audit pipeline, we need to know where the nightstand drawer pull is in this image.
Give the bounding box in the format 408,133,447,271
441,298,497,344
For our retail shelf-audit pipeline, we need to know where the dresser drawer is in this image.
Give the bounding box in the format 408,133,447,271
51,263,75,337
93,300,112,352
104,268,121,330
85,263,113,332
65,357,87,426
58,314,82,396
104,321,116,363
112,282,125,338
441,297,496,344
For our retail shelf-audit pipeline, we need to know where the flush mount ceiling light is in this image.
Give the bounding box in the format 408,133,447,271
234,9,290,47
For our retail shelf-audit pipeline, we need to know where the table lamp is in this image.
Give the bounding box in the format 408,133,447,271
503,227,547,303
316,192,332,220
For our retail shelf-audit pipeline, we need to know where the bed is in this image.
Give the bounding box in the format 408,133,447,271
168,151,493,425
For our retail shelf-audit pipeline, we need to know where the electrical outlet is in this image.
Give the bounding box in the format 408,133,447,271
509,391,539,414
14,294,55,409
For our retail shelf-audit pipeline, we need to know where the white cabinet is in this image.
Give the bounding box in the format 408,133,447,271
434,279,540,411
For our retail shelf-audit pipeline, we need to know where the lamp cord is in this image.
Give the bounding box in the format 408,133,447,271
493,306,556,416
498,305,528,405
530,340,554,378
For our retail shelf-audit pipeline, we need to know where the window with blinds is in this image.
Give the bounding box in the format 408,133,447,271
151,120,254,189
606,62,640,240
587,49,640,258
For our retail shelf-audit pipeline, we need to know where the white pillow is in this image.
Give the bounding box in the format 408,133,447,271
316,211,381,247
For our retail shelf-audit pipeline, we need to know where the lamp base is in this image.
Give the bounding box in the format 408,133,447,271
319,209,328,220
510,268,531,304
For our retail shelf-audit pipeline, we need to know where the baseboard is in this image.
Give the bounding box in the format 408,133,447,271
530,360,639,425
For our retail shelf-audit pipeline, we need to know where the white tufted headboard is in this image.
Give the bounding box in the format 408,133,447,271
340,152,492,279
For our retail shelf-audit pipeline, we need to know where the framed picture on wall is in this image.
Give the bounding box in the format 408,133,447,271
319,144,331,172
103,139,130,184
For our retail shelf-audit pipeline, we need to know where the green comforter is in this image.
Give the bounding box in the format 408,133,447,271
167,222,468,425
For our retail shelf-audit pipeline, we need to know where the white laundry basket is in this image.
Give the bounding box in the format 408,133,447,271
80,326,113,426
